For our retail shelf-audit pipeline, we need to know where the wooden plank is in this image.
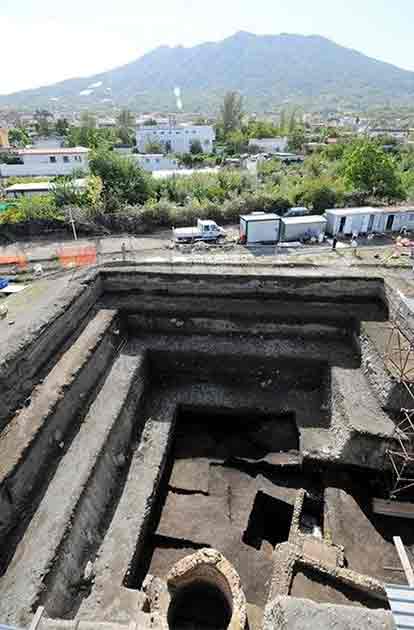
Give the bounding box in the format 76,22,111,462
373,498,414,519
394,536,414,587
29,606,44,630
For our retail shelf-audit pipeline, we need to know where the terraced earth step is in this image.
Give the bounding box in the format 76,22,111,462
79,394,176,622
0,350,146,625
0,309,119,567
102,294,386,325
127,312,349,340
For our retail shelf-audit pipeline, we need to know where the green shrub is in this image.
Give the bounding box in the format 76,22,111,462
0,195,64,225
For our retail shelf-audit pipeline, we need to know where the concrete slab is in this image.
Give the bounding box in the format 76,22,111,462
264,596,394,630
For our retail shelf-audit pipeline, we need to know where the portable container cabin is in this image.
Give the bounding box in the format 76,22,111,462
325,207,414,236
5,179,87,198
281,215,327,242
239,212,281,244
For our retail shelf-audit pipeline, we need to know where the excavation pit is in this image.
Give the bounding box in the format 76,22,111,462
243,492,294,549
0,266,408,628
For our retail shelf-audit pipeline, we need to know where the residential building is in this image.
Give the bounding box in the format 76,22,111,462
134,154,179,172
248,137,288,153
325,206,414,236
136,124,215,154
0,147,89,178
0,128,9,148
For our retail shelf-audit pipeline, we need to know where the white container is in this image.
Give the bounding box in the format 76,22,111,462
325,207,414,236
281,215,327,242
240,212,281,244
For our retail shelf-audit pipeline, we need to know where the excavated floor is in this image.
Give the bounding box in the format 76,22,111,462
134,406,300,608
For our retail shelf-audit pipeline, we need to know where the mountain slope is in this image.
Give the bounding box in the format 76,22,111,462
2,31,414,112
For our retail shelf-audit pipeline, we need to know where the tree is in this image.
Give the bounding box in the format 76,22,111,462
306,186,337,213
144,141,164,154
80,112,97,129
89,150,152,209
117,109,135,146
220,92,243,138
343,140,405,201
287,127,306,153
246,120,280,139
52,175,103,209
117,109,135,129
9,127,30,147
65,126,117,150
55,118,69,137
118,127,135,146
190,139,203,155
288,111,297,133
279,110,287,134
321,143,345,161
226,130,248,155
35,116,52,137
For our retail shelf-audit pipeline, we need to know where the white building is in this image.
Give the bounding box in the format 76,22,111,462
248,137,288,153
136,125,215,154
5,179,87,198
367,128,409,143
134,154,179,172
0,147,89,178
96,117,117,129
325,207,414,236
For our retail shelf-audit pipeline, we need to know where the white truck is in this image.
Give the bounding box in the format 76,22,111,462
173,219,226,243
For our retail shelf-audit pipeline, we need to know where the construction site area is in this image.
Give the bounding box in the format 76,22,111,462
1,259,414,630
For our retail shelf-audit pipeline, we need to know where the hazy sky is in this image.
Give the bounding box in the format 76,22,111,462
1,0,414,94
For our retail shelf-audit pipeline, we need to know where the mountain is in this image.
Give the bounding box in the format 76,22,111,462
2,31,414,112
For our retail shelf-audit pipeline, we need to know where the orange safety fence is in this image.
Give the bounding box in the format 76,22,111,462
57,245,97,268
0,254,28,269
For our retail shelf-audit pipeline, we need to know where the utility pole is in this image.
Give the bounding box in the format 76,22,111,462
68,207,78,241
